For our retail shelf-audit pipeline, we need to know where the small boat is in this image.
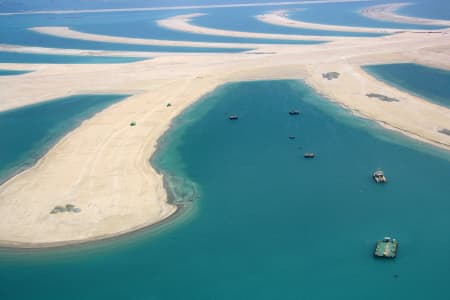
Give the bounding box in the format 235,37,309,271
304,153,315,158
373,170,387,183
228,115,239,120
289,110,300,115
374,237,398,258
288,136,296,139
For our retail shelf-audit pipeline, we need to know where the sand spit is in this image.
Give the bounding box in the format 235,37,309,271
30,26,260,49
0,27,449,247
157,13,360,42
0,44,156,58
360,3,450,27
256,9,423,33
0,0,369,16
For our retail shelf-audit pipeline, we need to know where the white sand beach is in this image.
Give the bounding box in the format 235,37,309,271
1,10,450,247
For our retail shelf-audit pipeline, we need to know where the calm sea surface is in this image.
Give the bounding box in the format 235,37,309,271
364,63,450,109
0,51,148,63
0,69,31,76
1,80,449,300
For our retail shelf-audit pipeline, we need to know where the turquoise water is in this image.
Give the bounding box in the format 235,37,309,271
0,94,129,184
1,80,449,299
0,69,31,75
0,51,147,64
364,63,450,108
290,1,444,30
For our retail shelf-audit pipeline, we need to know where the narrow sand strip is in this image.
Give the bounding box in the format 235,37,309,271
0,0,369,16
0,28,449,247
30,26,260,49
0,44,155,57
360,3,450,27
257,9,416,33
157,13,356,42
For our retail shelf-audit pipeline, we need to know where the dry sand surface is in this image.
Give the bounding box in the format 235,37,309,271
256,9,430,33
1,18,450,248
361,3,450,27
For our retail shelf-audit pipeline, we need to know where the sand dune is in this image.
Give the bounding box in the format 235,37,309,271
360,3,450,27
1,21,449,247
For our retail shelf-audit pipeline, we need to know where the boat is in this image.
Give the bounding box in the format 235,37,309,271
372,170,387,183
288,136,296,139
374,237,398,258
304,153,315,158
228,115,239,120
289,110,300,115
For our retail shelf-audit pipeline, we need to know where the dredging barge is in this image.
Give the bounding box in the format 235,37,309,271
373,170,387,183
374,237,398,258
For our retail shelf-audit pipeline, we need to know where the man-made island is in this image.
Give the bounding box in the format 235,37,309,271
0,3,449,248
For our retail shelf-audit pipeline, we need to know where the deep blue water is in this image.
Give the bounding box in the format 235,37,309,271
364,63,450,109
0,51,149,63
0,69,31,75
0,94,129,183
1,80,449,300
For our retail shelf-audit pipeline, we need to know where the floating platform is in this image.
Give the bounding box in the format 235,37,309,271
374,237,398,258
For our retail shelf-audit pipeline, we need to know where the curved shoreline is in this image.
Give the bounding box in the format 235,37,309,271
0,25,449,248
256,9,417,33
157,13,354,42
360,3,450,27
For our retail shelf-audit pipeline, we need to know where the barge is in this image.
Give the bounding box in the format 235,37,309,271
374,237,398,258
373,170,387,183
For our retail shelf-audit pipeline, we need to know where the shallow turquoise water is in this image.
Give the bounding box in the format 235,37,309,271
364,63,450,108
0,94,129,183
0,51,149,64
1,80,449,300
0,69,31,76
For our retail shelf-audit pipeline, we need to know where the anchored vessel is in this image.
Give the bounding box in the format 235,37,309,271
374,237,398,258
304,153,315,158
289,110,300,115
373,170,387,183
